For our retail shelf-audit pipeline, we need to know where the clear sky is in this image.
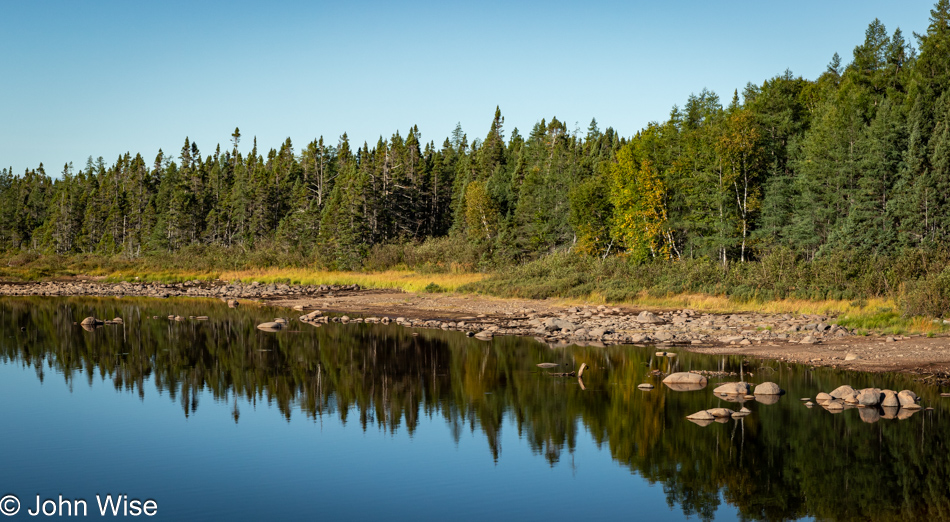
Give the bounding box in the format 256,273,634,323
0,0,938,175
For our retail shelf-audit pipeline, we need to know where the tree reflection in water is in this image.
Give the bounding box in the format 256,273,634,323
1,297,948,522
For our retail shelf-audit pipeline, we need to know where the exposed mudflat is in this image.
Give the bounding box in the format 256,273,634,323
4,279,950,379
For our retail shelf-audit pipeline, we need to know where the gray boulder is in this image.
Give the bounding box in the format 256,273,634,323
256,322,283,331
754,382,783,395
857,388,883,407
662,372,708,386
881,389,900,407
898,390,920,409
829,385,857,400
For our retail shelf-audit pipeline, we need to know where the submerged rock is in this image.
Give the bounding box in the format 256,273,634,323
665,382,707,392
714,382,751,395
713,392,749,403
732,407,752,418
687,410,715,421
706,407,735,418
824,400,845,411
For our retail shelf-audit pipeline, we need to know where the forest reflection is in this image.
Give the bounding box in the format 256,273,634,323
1,297,948,522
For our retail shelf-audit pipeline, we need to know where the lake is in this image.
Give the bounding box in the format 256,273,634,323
0,297,947,521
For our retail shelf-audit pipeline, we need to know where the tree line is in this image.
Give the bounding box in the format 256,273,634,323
2,1,949,272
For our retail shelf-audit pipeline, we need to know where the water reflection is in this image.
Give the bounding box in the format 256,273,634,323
1,297,949,521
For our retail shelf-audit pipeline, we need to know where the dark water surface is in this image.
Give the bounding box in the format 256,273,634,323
1,297,948,521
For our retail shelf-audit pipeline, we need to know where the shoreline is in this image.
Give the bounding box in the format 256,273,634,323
3,279,950,379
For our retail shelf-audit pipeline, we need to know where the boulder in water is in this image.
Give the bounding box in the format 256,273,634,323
754,382,783,395
829,385,857,400
881,389,900,407
256,322,284,332
686,410,715,421
857,388,883,407
714,382,750,395
706,408,735,418
898,390,920,409
662,372,707,387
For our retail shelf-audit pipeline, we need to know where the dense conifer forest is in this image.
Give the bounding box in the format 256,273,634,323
3,2,950,310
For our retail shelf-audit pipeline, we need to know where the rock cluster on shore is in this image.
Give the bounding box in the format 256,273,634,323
292,302,855,347
1,280,361,299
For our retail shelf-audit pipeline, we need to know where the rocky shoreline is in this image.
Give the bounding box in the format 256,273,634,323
5,280,950,376
0,279,854,347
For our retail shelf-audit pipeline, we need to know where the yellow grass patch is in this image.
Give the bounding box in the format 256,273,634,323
555,291,894,316
216,268,484,293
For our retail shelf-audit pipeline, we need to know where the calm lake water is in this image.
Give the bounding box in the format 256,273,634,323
0,297,948,521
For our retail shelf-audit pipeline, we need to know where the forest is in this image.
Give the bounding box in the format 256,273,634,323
2,2,950,311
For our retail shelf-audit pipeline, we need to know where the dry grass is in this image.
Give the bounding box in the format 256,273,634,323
568,291,892,316
558,292,945,335
216,268,484,293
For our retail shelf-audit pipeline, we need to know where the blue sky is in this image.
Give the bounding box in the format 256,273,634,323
0,0,938,175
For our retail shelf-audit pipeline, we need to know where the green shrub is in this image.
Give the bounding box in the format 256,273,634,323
423,282,445,293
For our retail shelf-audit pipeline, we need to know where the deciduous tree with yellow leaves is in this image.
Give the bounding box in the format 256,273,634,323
609,130,679,261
